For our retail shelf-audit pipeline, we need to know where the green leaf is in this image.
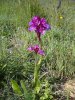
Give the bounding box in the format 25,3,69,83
20,80,33,100
35,80,41,94
20,80,31,100
20,80,28,96
11,80,22,95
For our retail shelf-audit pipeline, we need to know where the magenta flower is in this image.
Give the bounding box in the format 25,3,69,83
28,45,45,56
28,16,51,41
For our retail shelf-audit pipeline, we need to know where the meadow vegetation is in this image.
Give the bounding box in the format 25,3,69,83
0,0,75,100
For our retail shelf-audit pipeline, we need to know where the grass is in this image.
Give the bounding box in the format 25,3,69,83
0,0,75,99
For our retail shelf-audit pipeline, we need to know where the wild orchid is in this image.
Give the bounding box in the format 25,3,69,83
28,16,51,41
28,45,44,56
11,16,52,100
28,16,51,99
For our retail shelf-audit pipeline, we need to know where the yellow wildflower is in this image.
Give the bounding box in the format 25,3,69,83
59,16,63,19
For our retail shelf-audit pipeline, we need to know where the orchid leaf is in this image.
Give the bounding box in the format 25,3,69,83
11,80,22,95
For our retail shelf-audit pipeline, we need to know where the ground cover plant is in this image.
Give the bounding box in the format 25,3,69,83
0,0,75,100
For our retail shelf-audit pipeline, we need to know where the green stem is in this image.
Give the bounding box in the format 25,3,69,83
33,55,38,86
33,55,42,100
